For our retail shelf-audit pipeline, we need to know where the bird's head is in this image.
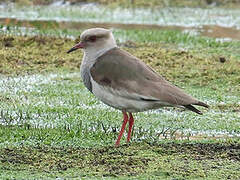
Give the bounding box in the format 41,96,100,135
67,28,117,54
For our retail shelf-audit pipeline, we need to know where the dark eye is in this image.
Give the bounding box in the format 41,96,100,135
88,36,97,42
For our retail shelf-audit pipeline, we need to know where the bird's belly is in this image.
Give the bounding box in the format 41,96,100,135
91,79,165,112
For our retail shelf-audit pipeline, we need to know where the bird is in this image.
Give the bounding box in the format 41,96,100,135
67,28,209,146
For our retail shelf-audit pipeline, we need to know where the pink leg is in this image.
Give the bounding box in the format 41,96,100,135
127,113,134,143
115,111,128,147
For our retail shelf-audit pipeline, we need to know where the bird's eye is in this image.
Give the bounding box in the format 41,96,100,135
88,36,97,42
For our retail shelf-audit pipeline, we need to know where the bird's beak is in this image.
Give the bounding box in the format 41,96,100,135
67,42,85,53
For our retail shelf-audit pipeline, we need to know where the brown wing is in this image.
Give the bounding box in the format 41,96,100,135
90,47,207,108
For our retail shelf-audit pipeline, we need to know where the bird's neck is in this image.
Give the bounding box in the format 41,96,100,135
84,44,117,61
83,33,117,61
80,44,117,80
81,45,116,70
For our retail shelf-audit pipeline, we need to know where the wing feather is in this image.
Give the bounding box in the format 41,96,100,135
90,47,200,106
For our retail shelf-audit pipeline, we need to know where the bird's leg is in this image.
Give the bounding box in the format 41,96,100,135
115,111,128,147
127,113,134,143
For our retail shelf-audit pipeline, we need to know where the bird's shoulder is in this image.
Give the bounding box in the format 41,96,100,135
90,47,166,83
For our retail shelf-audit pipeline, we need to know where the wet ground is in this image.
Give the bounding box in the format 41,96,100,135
1,18,240,40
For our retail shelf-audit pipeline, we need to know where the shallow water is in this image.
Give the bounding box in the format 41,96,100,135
0,3,240,40
1,18,240,40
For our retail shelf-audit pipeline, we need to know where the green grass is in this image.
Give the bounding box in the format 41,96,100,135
0,70,239,133
0,142,240,179
0,28,240,178
1,25,240,57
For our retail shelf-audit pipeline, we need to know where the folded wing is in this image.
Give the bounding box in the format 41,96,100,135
90,48,208,113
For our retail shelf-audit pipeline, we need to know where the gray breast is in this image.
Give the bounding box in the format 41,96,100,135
80,53,95,93
81,68,92,93
80,47,116,93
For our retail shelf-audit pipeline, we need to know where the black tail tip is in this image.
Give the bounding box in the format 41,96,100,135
184,104,203,115
196,101,209,108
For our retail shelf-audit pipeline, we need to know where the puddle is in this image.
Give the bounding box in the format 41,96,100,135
1,18,240,40
201,25,240,40
0,4,240,40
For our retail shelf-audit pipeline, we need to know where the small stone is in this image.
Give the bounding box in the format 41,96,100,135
219,57,226,63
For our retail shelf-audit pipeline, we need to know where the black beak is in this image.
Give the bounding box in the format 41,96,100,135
67,42,85,53
67,47,77,54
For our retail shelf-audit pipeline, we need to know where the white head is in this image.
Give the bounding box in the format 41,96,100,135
67,28,117,57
